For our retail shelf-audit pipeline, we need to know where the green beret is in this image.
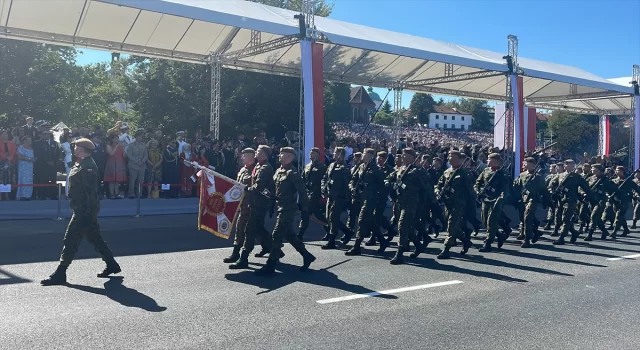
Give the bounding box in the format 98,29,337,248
488,153,502,160
556,162,564,167
377,151,388,157
402,148,417,158
564,159,575,164
310,147,321,155
73,138,95,151
241,148,256,155
449,150,462,157
592,164,603,171
363,148,375,156
354,152,363,157
257,145,272,156
335,147,345,153
524,157,536,163
433,157,442,162
280,147,295,155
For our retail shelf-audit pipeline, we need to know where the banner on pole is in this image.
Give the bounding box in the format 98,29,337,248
197,167,245,239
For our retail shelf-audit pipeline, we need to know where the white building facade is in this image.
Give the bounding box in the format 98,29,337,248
428,106,472,130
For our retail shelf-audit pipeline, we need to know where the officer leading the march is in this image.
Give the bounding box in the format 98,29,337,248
41,138,121,286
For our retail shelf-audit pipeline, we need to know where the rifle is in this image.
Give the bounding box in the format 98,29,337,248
476,161,508,205
393,152,422,197
608,170,640,206
436,157,471,203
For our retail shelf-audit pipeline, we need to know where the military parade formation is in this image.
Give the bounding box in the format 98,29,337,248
220,142,640,274
39,138,640,283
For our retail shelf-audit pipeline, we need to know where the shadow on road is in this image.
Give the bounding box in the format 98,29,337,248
67,276,167,312
496,248,607,268
225,259,398,300
0,268,31,286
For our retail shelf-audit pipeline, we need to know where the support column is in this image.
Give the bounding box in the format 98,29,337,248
511,74,524,177
598,115,611,156
300,40,325,165
633,81,639,169
210,55,221,140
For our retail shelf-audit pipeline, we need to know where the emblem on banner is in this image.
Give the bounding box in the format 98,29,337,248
205,192,226,217
229,186,243,201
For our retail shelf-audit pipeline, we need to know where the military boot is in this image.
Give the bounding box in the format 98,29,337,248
223,245,241,263
254,248,269,258
97,258,121,278
229,250,250,269
390,247,405,265
377,236,390,253
345,239,363,256
300,249,316,272
320,225,330,241
437,246,452,259
432,224,441,238
41,265,68,286
254,260,277,276
532,229,542,244
479,240,493,252
364,235,377,246
321,235,337,250
516,233,526,240
600,229,609,240
385,228,398,242
621,229,631,237
569,228,581,243
520,239,532,248
496,232,505,248
340,230,354,245
409,238,426,259
584,228,594,241
632,220,637,229
552,235,566,245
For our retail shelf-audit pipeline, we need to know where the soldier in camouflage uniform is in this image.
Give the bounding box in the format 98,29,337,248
547,162,566,235
514,157,551,247
321,147,353,249
345,148,388,255
224,148,256,264
584,164,617,241
386,148,427,265
41,138,120,286
299,147,329,240
631,171,640,229
435,150,472,259
414,154,436,246
427,157,446,237
606,166,640,238
245,145,276,259
255,147,315,276
343,152,363,244
473,153,510,252
229,146,276,268
548,160,591,245
365,151,397,247
576,163,594,234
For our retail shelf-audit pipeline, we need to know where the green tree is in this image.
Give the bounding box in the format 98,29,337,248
547,110,598,156
436,97,445,105
381,100,392,114
455,98,492,132
409,93,435,125
373,111,394,126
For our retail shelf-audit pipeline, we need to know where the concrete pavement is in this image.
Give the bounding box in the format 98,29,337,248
2,214,640,349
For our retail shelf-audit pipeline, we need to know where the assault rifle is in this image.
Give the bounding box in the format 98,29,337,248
436,157,471,203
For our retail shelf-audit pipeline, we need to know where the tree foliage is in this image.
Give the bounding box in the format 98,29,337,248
444,98,492,131
381,100,392,114
409,93,435,125
547,110,599,157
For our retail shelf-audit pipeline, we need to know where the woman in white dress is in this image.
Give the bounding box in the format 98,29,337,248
60,134,73,197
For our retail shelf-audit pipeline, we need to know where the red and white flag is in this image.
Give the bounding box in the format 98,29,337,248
197,168,245,239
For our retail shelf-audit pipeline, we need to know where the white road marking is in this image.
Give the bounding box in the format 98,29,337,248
316,280,463,304
606,253,640,261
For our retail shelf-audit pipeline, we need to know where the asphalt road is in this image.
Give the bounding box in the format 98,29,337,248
2,214,640,349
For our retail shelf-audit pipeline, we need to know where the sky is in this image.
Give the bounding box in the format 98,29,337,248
75,0,640,109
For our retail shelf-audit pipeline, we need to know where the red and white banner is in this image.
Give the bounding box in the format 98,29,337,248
599,115,611,156
511,75,524,177
197,169,245,239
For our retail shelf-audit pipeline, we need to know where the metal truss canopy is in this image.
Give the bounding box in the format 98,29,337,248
0,0,635,115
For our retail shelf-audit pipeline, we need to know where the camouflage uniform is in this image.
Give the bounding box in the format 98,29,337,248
607,175,640,237
321,158,353,249
435,162,471,258
244,159,275,259
585,172,617,240
474,159,510,251
548,168,591,244
299,158,329,239
514,165,551,246
256,154,315,275
632,177,640,228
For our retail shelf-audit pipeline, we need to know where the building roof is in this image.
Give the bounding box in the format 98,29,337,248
349,86,376,106
536,112,550,121
432,106,470,115
0,0,634,115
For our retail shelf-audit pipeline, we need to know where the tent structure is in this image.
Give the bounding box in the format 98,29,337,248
1,0,638,172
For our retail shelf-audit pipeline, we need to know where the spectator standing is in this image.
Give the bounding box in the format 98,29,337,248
0,129,17,201
23,116,38,140
33,129,59,200
104,133,127,199
125,129,148,198
179,144,196,197
146,139,163,199
162,140,180,198
16,136,35,200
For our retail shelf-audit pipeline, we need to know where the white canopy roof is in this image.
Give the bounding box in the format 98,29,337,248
1,0,635,114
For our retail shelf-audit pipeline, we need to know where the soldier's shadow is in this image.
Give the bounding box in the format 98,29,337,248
225,260,398,299
67,276,167,312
